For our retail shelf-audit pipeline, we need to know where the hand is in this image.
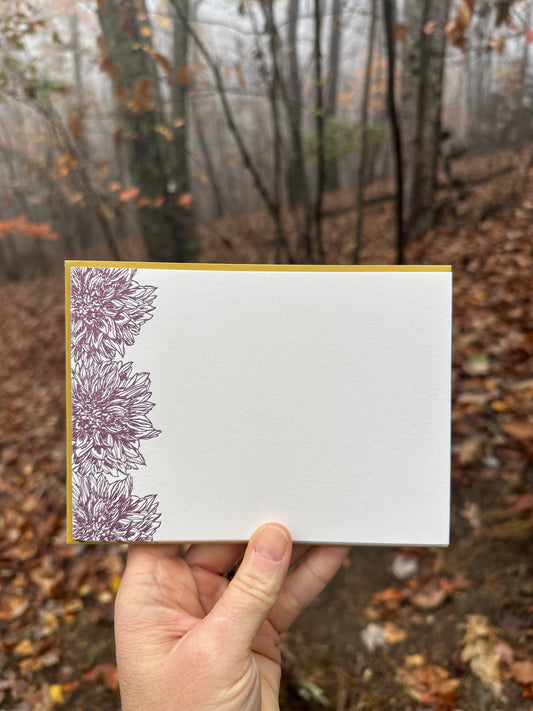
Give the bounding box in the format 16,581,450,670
114,523,349,711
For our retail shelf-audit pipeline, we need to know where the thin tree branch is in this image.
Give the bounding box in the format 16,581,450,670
382,0,405,265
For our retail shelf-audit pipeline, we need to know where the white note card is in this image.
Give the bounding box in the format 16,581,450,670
66,263,452,546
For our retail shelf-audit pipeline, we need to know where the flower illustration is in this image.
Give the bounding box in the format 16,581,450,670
72,473,161,542
71,358,160,478
70,267,156,362
70,266,162,541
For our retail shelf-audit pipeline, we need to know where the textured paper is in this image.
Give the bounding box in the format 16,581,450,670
66,263,452,545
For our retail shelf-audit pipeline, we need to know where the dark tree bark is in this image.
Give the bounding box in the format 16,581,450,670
260,0,286,263
69,12,89,162
382,0,405,265
171,0,189,200
353,0,377,264
313,0,326,263
324,0,342,191
285,0,306,209
400,0,451,237
97,0,195,262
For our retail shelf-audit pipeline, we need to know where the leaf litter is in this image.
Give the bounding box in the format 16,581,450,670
0,156,532,709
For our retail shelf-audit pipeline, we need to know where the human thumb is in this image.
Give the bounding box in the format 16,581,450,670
209,523,292,650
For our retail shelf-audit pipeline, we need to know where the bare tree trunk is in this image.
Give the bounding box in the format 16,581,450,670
313,0,326,263
353,0,377,264
520,0,532,87
260,0,286,262
188,1,224,219
170,0,195,252
69,12,89,162
98,0,194,261
401,0,450,237
70,11,96,254
195,115,224,218
281,0,314,260
0,123,24,279
324,0,342,191
285,0,305,209
382,0,405,265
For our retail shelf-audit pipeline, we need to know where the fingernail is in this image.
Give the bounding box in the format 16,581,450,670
254,524,290,563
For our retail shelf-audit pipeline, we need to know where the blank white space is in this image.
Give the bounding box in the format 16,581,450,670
125,269,451,545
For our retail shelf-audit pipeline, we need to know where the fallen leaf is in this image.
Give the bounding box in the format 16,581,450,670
83,663,119,691
511,661,533,685
510,493,533,513
13,638,35,657
404,653,426,667
461,614,504,699
19,657,42,674
463,353,490,375
49,684,65,705
461,501,482,533
410,584,447,610
383,622,407,644
0,596,29,620
361,623,388,652
371,587,406,610
457,435,485,464
502,420,533,440
391,553,419,580
396,662,459,705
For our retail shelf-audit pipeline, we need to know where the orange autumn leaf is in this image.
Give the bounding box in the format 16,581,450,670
393,23,408,43
118,186,140,202
457,0,474,28
178,192,193,209
83,663,119,690
488,36,505,54
0,216,59,241
176,64,190,86
130,77,154,112
511,660,533,685
100,56,120,81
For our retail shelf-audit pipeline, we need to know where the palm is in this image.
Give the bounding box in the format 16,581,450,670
115,538,349,711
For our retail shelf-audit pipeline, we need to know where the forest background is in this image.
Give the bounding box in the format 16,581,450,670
0,0,532,710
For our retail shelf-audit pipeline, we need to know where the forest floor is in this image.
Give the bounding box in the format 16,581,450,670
0,150,532,710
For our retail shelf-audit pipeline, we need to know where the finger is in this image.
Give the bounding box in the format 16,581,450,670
270,545,349,632
192,565,229,614
290,544,313,569
122,544,207,619
183,542,246,575
126,543,182,571
207,523,292,652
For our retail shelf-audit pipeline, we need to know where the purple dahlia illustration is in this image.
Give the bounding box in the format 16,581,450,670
70,267,156,362
70,267,161,542
72,473,161,542
71,359,160,479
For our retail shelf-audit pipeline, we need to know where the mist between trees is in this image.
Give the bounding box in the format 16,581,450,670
0,0,531,277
